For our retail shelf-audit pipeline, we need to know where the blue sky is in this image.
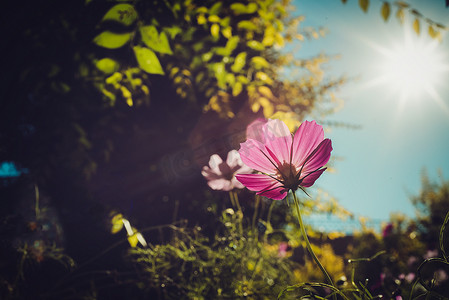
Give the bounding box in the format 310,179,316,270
293,0,449,221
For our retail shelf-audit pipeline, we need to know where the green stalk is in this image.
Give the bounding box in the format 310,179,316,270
292,191,334,287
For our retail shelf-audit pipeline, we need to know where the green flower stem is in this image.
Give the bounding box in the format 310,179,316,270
292,191,334,287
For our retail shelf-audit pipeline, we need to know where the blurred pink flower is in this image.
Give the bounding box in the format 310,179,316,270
202,150,252,191
236,119,332,200
278,242,289,257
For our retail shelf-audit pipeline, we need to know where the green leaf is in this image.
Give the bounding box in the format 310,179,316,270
211,62,226,89
102,4,137,26
381,2,390,21
164,26,182,39
225,36,239,53
211,23,220,39
246,3,258,14
133,46,164,75
413,18,420,35
359,0,369,13
96,58,120,74
251,56,269,69
232,81,243,96
140,25,173,54
237,20,258,31
231,52,246,73
247,40,264,51
94,31,132,49
209,2,222,15
230,3,247,14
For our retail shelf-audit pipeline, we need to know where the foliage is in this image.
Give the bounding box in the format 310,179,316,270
344,0,448,40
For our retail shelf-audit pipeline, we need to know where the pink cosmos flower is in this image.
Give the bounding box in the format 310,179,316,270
236,119,332,200
202,150,252,191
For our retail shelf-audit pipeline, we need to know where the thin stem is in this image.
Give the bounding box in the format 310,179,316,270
291,191,334,287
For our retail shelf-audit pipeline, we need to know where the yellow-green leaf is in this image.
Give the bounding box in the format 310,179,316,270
231,52,247,73
133,46,164,75
246,3,258,14
396,8,405,24
96,58,120,74
359,0,369,13
247,40,264,51
211,23,220,38
230,3,247,14
413,18,420,35
102,4,137,26
255,71,273,84
251,56,269,69
128,233,139,247
140,25,173,54
209,2,222,15
208,15,220,23
232,81,243,96
381,2,390,21
237,20,257,31
110,213,124,234
93,31,132,49
222,26,232,39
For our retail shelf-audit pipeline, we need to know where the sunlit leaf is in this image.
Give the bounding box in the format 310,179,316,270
413,18,420,35
140,25,173,54
93,31,132,49
226,36,239,53
222,26,232,39
197,14,206,25
133,46,164,75
111,213,124,234
209,2,222,15
251,56,269,69
247,40,264,51
128,233,139,247
258,86,274,99
208,15,220,23
230,3,247,14
164,26,182,39
231,52,247,73
381,2,390,21
212,62,226,88
102,4,137,26
359,0,369,13
232,81,243,96
396,8,405,24
246,3,258,13
237,20,257,31
211,23,220,38
96,58,120,74
255,71,273,84
428,25,437,39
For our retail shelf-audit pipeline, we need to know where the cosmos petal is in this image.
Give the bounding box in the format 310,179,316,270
300,168,326,188
236,173,287,200
235,173,279,191
207,178,234,191
292,120,324,167
208,154,223,174
302,139,332,173
246,118,268,143
226,149,242,169
239,139,277,173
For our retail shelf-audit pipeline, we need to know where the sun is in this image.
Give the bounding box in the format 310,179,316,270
369,27,448,108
